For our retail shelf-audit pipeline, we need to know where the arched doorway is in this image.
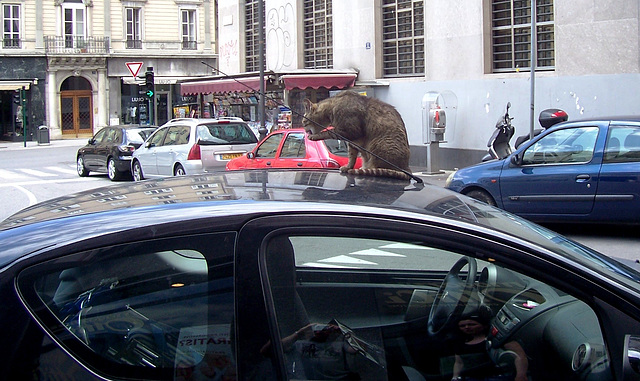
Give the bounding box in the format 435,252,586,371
60,76,93,137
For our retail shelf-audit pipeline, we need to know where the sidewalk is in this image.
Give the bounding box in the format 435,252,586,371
411,167,452,187
0,138,86,151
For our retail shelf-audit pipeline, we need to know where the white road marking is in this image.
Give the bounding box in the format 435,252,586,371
318,255,378,265
13,185,38,206
380,243,434,250
18,168,58,177
301,262,358,269
351,248,406,257
47,166,78,175
0,168,29,180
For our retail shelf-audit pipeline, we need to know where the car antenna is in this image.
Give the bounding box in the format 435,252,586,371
199,62,423,184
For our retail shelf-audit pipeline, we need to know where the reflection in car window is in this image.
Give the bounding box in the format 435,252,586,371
280,133,306,158
149,127,168,147
324,139,350,156
255,133,283,158
522,127,598,165
19,233,236,381
198,123,258,144
93,128,107,143
164,126,190,146
126,129,154,144
604,126,640,163
265,234,611,381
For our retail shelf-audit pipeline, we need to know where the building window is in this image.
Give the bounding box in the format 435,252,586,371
303,0,332,69
2,3,21,48
62,2,86,49
492,0,555,72
382,0,424,77
125,7,142,49
181,8,196,50
244,0,264,72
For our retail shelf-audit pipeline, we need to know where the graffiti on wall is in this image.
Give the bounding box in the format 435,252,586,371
266,2,295,71
220,40,239,70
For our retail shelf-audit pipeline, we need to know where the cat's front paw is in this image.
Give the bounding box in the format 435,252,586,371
307,134,321,141
339,166,351,173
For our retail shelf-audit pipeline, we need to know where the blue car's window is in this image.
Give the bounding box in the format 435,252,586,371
604,126,640,163
264,234,611,381
18,233,236,381
522,126,598,165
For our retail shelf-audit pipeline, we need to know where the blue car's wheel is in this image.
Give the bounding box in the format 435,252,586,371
465,189,496,206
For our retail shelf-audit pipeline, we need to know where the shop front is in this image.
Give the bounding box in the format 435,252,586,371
179,71,359,135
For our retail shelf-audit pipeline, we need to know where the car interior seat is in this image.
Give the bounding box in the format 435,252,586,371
623,133,640,160
604,137,621,162
266,236,310,339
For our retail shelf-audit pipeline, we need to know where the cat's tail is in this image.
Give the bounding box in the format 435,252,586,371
347,168,412,181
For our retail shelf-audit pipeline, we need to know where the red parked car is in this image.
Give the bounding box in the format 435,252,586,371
226,128,363,170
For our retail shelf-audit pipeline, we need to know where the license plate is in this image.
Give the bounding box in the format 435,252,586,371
221,153,243,160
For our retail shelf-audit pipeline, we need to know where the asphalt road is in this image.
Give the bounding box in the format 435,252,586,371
0,139,638,265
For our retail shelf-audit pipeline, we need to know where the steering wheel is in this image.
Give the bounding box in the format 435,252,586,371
427,256,477,336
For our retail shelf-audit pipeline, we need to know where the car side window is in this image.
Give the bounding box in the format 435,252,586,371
604,126,640,163
17,232,237,381
255,133,283,158
522,126,599,165
149,127,168,147
164,126,190,146
92,128,107,144
280,133,306,158
104,128,118,144
264,234,611,381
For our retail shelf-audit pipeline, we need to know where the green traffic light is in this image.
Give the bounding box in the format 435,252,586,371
146,90,154,97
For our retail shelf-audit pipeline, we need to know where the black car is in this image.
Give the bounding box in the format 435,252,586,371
2,170,640,381
77,125,157,181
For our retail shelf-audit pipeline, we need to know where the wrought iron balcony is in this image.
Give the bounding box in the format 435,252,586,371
3,38,21,49
44,36,110,54
126,39,142,49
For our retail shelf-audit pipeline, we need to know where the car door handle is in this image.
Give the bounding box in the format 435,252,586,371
266,161,271,166
576,174,590,182
297,162,303,167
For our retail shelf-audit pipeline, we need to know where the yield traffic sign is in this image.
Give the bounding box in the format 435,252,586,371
125,62,143,78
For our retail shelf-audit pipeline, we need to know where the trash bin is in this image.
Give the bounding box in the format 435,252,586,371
37,125,50,145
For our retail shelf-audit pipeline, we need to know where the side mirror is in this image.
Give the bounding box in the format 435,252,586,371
247,152,255,159
145,141,154,148
88,138,95,145
510,154,522,166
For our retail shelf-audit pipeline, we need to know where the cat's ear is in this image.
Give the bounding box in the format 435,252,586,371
303,98,316,113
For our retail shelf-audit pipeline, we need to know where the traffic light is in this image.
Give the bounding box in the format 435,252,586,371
144,68,154,98
13,90,21,104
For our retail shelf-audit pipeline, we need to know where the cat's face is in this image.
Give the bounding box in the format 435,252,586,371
302,99,324,135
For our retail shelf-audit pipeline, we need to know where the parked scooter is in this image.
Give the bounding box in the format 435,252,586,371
513,108,568,148
481,102,514,162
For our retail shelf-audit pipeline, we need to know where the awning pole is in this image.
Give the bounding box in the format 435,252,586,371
258,0,267,140
529,0,537,140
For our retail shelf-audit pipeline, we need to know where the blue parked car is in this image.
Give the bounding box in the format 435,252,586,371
446,117,640,224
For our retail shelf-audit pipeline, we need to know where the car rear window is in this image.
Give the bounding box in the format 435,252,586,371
196,123,258,145
126,129,155,144
324,139,350,157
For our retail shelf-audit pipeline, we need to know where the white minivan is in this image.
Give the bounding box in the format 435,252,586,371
132,118,258,180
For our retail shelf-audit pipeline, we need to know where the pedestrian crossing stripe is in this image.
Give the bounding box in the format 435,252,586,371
19,168,57,177
351,248,406,257
46,166,78,175
0,168,30,180
380,243,434,250
318,255,378,265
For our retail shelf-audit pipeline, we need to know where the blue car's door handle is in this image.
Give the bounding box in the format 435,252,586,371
576,174,590,182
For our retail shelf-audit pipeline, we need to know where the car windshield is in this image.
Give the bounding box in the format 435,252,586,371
468,201,640,289
324,138,350,156
126,128,155,143
196,123,258,145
